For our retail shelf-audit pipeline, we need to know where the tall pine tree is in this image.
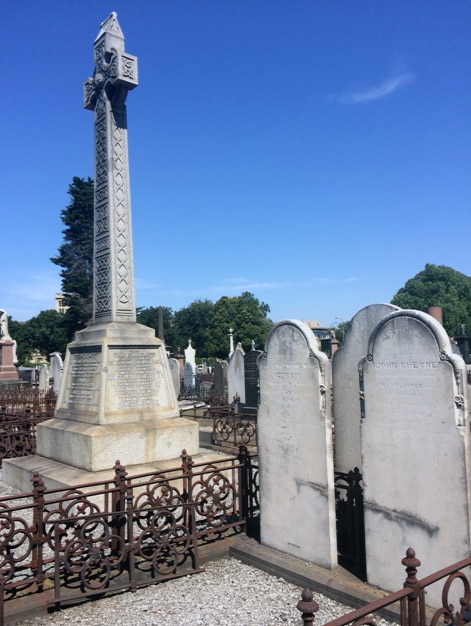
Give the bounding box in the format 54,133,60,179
51,177,94,339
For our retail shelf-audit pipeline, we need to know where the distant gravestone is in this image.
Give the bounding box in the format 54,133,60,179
184,361,196,390
213,362,225,395
227,343,245,403
49,352,63,394
332,303,399,474
184,339,196,367
31,367,39,384
360,310,469,606
169,358,181,398
258,320,337,569
244,344,261,412
38,364,50,392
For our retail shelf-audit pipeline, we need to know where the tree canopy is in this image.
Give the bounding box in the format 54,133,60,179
205,292,273,358
136,306,177,349
173,299,214,356
391,263,471,337
137,293,273,359
9,311,68,365
51,176,94,338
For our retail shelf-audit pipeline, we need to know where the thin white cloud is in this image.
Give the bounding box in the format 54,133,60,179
317,276,360,284
210,279,284,294
334,72,415,104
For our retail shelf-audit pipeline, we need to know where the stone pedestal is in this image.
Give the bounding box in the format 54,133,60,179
0,340,19,382
4,322,200,490
35,322,199,472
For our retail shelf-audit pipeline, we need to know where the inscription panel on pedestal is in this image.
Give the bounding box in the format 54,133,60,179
107,345,171,411
65,346,102,408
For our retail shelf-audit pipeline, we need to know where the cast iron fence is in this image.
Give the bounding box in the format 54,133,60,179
180,401,258,449
0,389,57,467
0,388,56,417
297,548,471,626
212,414,258,448
334,469,366,582
0,447,259,624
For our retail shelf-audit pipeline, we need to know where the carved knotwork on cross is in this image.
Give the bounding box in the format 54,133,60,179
84,11,138,113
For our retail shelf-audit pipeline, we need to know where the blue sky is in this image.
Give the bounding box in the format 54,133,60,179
1,1,470,328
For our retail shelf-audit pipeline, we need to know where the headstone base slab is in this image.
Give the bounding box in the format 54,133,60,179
35,416,199,472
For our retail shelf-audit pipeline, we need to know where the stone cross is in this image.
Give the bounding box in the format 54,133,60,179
84,12,139,324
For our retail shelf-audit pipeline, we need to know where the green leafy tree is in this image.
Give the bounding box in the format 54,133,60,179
206,292,273,358
9,311,68,365
136,306,177,349
331,320,350,347
391,264,471,337
173,299,214,357
51,177,94,339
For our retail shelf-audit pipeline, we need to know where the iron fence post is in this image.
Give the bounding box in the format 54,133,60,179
181,449,194,530
31,471,46,590
113,460,127,549
402,547,421,626
297,588,319,626
126,486,135,589
238,445,249,533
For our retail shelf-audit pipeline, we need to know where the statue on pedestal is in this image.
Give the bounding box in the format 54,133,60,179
0,309,18,364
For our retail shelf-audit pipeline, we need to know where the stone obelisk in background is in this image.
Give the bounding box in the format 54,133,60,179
5,13,199,482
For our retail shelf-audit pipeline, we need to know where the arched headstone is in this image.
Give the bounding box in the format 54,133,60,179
360,310,469,606
258,320,337,569
332,303,399,473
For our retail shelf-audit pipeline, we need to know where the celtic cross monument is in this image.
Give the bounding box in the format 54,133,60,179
3,14,198,485
83,12,137,324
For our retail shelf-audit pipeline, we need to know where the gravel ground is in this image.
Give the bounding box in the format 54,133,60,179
11,557,397,626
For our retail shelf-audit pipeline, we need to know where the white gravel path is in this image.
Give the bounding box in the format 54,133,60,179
11,557,398,626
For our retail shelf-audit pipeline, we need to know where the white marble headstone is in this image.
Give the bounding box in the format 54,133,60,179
360,309,469,606
183,361,196,389
258,320,337,569
227,343,245,403
332,303,399,474
168,357,181,398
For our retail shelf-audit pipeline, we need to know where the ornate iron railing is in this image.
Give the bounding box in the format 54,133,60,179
297,548,471,626
212,414,258,448
0,388,57,417
0,389,57,467
180,400,258,449
0,447,259,623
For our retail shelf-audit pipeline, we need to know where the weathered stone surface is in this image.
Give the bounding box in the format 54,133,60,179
258,320,337,570
169,357,181,398
332,303,399,473
184,361,196,389
244,348,261,409
360,309,469,606
227,343,245,403
54,323,180,425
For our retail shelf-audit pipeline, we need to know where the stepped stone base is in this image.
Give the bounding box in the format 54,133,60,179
33,321,200,472
2,448,218,494
36,415,199,472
